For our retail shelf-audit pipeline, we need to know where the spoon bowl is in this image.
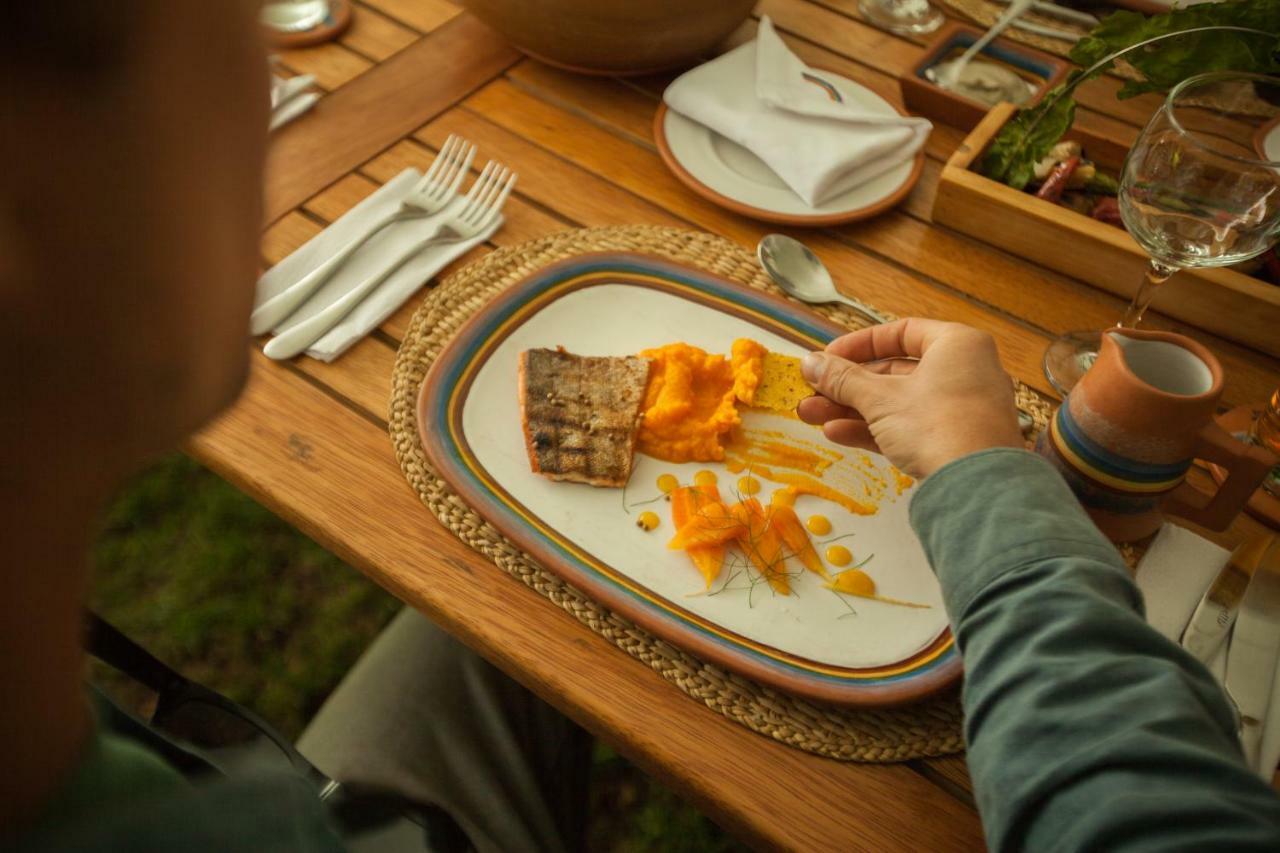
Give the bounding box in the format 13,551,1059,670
757,234,889,325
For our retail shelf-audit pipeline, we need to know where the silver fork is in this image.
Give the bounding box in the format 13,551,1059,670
250,134,477,335
263,161,517,360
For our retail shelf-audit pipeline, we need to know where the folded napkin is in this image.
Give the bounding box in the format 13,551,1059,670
255,169,498,362
270,74,318,132
1135,523,1280,780
1135,523,1231,643
662,16,931,208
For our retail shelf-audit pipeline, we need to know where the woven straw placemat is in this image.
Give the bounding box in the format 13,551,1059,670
389,224,1054,762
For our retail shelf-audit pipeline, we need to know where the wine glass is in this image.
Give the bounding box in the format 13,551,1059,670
858,0,943,35
1043,71,1280,395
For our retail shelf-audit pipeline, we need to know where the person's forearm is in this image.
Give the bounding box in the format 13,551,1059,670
910,449,1280,851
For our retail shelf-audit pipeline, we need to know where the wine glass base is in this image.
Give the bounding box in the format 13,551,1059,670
1043,329,1103,397
857,0,944,34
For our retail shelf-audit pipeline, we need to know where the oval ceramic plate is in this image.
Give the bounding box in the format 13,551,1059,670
653,71,924,226
418,253,959,706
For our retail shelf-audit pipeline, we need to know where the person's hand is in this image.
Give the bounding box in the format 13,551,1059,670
797,318,1023,479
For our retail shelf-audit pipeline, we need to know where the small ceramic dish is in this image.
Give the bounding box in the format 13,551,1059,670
900,21,1071,132
653,69,924,227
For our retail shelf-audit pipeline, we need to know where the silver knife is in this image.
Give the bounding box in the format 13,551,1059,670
1225,554,1280,772
1182,541,1262,664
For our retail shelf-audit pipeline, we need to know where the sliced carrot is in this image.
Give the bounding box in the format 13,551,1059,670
741,523,790,595
671,485,726,588
728,498,790,595
666,500,742,550
768,495,829,580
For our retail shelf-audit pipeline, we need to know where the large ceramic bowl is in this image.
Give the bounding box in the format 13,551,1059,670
459,0,757,76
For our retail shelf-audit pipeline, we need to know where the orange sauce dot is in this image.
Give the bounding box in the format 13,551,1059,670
826,545,852,567
737,476,761,496
656,474,679,494
693,470,718,487
637,511,660,531
830,568,876,597
807,515,832,536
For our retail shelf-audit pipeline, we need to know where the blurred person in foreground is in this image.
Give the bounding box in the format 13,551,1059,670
2,3,1279,852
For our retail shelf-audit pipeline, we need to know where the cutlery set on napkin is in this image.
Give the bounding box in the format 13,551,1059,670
253,135,514,361
270,73,319,132
1136,525,1280,779
662,16,931,211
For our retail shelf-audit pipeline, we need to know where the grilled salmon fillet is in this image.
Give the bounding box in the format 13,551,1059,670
518,348,651,488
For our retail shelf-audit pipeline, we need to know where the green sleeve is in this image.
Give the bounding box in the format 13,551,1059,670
909,448,1280,851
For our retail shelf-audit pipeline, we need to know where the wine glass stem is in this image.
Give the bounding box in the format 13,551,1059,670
1118,260,1178,329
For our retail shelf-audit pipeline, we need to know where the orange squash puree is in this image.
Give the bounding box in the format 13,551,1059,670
637,341,763,463
892,466,915,495
730,339,767,405
727,439,834,478
806,515,832,536
636,511,660,531
826,545,853,567
693,470,718,487
736,476,761,496
724,432,878,516
656,473,680,494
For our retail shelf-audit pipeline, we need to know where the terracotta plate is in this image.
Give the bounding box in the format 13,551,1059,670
418,253,960,706
653,70,925,227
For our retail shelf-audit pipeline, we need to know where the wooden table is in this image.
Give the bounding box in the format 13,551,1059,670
192,4,1280,850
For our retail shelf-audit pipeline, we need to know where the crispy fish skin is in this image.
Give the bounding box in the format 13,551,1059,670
518,348,651,488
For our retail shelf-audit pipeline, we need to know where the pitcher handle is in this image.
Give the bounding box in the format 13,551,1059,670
1162,423,1276,531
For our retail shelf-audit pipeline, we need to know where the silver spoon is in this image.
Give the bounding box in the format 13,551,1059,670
757,233,1035,435
758,234,889,326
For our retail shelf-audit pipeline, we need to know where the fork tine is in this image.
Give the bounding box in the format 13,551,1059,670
459,161,498,219
475,172,517,231
440,142,476,202
412,134,456,193
427,138,467,202
468,166,508,225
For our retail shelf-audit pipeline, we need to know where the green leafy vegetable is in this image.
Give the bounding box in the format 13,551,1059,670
1072,0,1280,98
980,74,1079,190
979,0,1280,189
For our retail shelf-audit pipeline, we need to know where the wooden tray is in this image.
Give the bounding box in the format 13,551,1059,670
934,103,1280,358
417,252,960,707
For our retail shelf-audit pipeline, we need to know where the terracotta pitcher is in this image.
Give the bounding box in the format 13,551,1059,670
1038,328,1274,542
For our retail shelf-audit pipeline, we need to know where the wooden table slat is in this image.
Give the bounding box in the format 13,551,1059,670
264,14,520,224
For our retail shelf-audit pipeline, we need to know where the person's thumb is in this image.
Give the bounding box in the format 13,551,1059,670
801,351,875,409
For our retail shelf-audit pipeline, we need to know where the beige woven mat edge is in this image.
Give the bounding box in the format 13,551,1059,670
388,224,1053,762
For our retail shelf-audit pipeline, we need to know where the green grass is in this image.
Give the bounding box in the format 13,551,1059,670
90,453,744,852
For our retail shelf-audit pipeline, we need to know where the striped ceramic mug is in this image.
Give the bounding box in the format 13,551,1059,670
1038,328,1274,542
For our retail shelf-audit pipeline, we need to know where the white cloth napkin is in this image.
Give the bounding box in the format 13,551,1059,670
662,16,931,208
1135,524,1231,643
1134,523,1280,780
270,74,318,132
255,169,499,362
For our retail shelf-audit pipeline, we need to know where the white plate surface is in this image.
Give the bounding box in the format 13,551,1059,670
459,282,947,669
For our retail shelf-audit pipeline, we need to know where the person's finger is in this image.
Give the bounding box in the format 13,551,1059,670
796,396,859,425
801,351,879,410
860,358,918,377
825,318,959,364
822,418,879,452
